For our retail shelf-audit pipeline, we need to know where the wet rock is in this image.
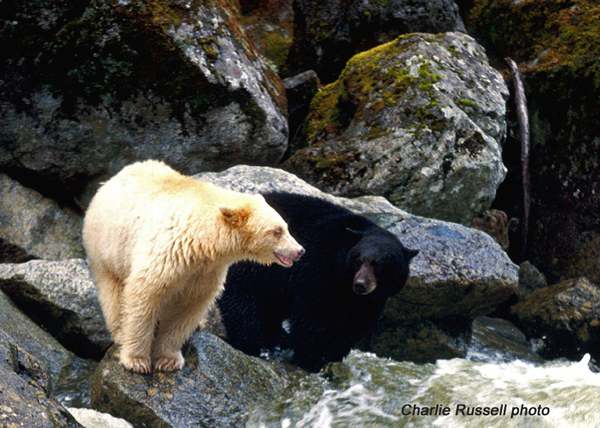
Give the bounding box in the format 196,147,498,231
288,0,465,83
0,289,75,383
0,173,84,262
0,329,84,428
0,0,288,206
285,33,509,225
0,259,111,360
196,165,519,361
467,316,544,364
283,70,320,149
517,261,548,300
91,331,287,428
363,317,472,364
471,209,510,251
510,277,600,361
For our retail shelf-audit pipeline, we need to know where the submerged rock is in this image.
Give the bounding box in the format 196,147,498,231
510,277,600,361
91,331,287,428
0,173,84,262
288,0,465,82
0,259,111,360
0,0,288,206
0,329,84,428
286,32,509,225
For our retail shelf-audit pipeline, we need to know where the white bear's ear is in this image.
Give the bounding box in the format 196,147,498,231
219,205,250,227
252,194,266,202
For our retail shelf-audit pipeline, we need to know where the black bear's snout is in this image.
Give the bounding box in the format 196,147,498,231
353,263,377,295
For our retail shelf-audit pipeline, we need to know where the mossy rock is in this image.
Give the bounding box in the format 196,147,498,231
285,32,509,225
467,0,600,281
0,0,288,206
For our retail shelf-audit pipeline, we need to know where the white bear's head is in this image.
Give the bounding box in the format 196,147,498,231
219,194,305,267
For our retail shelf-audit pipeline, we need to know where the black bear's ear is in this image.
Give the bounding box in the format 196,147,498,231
403,248,419,262
346,228,365,237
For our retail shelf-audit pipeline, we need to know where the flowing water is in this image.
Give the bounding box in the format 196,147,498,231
248,351,600,428
54,347,600,427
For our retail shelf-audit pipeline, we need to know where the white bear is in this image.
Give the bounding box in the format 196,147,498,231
82,160,304,373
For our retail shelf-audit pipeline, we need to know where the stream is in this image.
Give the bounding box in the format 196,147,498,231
248,351,600,428
54,345,600,427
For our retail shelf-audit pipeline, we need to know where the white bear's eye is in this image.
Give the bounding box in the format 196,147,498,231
271,227,283,237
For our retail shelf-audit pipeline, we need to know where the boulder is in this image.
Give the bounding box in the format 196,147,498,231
0,289,75,383
0,0,288,206
362,317,472,364
467,0,600,284
283,70,320,148
285,32,509,225
0,259,111,360
0,173,84,262
288,0,465,83
91,331,288,428
240,0,294,73
467,316,544,364
471,209,509,251
516,261,548,300
0,329,84,428
510,277,600,361
196,165,519,361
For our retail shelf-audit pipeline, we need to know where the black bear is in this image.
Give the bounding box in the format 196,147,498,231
218,192,418,372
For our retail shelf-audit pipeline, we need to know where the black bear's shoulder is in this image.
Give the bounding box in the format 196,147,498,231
262,192,376,233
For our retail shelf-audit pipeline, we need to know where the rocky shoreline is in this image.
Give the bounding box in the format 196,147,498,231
2,0,600,426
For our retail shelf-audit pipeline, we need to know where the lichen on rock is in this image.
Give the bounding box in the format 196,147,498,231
286,32,509,225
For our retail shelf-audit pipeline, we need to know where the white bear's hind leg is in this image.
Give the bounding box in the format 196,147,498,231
91,263,125,341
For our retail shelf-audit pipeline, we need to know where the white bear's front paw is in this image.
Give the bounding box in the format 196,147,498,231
120,353,152,374
153,351,185,372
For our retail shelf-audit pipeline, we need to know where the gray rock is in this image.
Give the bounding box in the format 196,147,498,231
0,173,84,262
91,331,287,428
510,277,600,361
0,259,111,360
284,70,320,148
517,261,548,300
0,0,288,206
0,329,84,428
196,165,519,360
0,289,75,383
362,317,472,363
286,33,509,225
467,316,544,364
288,0,465,82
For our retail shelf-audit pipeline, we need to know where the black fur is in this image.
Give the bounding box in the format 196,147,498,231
217,192,418,372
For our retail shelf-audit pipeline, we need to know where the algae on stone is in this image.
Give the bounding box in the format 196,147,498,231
286,33,509,225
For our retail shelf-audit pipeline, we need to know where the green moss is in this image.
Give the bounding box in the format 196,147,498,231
301,35,460,144
458,98,478,109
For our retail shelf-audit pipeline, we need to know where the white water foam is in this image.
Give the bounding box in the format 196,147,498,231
249,352,600,428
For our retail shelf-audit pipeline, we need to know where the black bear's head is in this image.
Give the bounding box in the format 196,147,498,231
346,229,418,297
